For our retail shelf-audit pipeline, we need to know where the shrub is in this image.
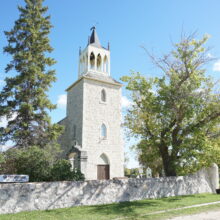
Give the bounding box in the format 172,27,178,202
0,148,20,174
0,147,85,182
51,159,84,181
72,169,85,181
124,168,131,177
15,146,52,182
0,153,5,173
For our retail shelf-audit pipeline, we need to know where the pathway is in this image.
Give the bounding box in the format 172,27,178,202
168,209,220,220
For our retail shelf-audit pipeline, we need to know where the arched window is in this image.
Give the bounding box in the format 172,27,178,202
101,124,107,139
98,153,109,165
101,89,106,102
90,52,95,70
82,56,85,73
97,54,102,71
73,125,76,139
103,55,108,73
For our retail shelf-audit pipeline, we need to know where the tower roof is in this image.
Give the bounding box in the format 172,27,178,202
89,26,102,48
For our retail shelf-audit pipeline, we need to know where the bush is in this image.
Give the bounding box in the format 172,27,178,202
72,169,85,181
15,146,52,182
0,148,20,174
51,159,84,181
0,153,5,173
0,147,85,182
0,147,51,181
124,168,131,177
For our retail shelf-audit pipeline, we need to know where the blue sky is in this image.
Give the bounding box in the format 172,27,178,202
1,0,220,168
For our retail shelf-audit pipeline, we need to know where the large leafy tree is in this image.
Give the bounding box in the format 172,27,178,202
122,34,220,176
0,0,62,148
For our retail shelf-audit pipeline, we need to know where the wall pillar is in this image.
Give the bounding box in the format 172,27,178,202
80,151,88,177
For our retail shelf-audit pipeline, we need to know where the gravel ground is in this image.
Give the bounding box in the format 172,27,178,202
168,210,220,220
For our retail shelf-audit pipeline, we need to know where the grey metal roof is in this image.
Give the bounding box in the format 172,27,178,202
84,72,122,86
89,27,102,48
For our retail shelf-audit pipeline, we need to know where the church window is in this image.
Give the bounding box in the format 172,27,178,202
73,125,76,139
82,56,86,72
97,54,102,71
101,124,107,139
103,55,108,73
90,52,95,70
101,89,106,102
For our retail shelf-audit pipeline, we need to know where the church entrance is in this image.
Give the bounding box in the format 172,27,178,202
97,153,110,180
97,165,109,180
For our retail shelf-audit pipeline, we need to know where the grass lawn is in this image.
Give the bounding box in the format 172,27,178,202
1,193,220,220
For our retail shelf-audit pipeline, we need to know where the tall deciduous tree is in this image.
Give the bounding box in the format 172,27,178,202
0,0,62,148
121,34,220,176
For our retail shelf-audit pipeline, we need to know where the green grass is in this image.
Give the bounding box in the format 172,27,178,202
1,193,220,220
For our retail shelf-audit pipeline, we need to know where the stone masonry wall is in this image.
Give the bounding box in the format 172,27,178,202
58,79,84,159
83,78,124,179
0,165,218,214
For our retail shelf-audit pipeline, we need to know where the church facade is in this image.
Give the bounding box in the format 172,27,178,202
58,28,124,180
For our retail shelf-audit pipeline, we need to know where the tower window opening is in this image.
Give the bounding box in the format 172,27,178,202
101,124,107,139
97,54,102,71
73,125,76,139
90,52,95,70
101,89,106,102
103,55,108,73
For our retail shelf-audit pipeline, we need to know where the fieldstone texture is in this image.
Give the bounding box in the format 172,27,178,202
58,75,124,180
0,165,218,214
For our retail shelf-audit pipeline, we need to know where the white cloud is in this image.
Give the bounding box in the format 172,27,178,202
121,96,133,109
57,94,67,108
213,60,220,72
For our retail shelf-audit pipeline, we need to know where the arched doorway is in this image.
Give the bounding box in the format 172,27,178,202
97,153,110,180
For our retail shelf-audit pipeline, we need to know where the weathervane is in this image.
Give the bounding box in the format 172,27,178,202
90,26,96,31
90,22,99,31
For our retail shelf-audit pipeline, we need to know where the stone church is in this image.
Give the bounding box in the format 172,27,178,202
58,28,124,180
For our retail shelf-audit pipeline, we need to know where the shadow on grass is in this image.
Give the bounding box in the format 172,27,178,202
44,194,212,219
90,200,159,216
45,200,159,218
161,194,206,203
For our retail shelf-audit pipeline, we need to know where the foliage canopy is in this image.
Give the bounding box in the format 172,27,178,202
122,34,220,176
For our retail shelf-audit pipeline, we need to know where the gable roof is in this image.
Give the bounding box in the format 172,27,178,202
66,72,122,91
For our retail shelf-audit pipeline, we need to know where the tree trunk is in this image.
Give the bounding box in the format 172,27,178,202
162,157,177,176
159,144,177,176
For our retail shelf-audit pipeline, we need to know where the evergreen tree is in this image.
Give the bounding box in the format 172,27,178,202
0,0,62,148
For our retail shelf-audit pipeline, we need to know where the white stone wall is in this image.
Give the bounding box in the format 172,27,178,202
0,165,218,214
57,117,69,158
58,80,84,158
82,78,124,179
58,77,124,180
66,79,84,146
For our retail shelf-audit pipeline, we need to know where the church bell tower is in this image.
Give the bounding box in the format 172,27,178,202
78,26,110,78
58,28,124,180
